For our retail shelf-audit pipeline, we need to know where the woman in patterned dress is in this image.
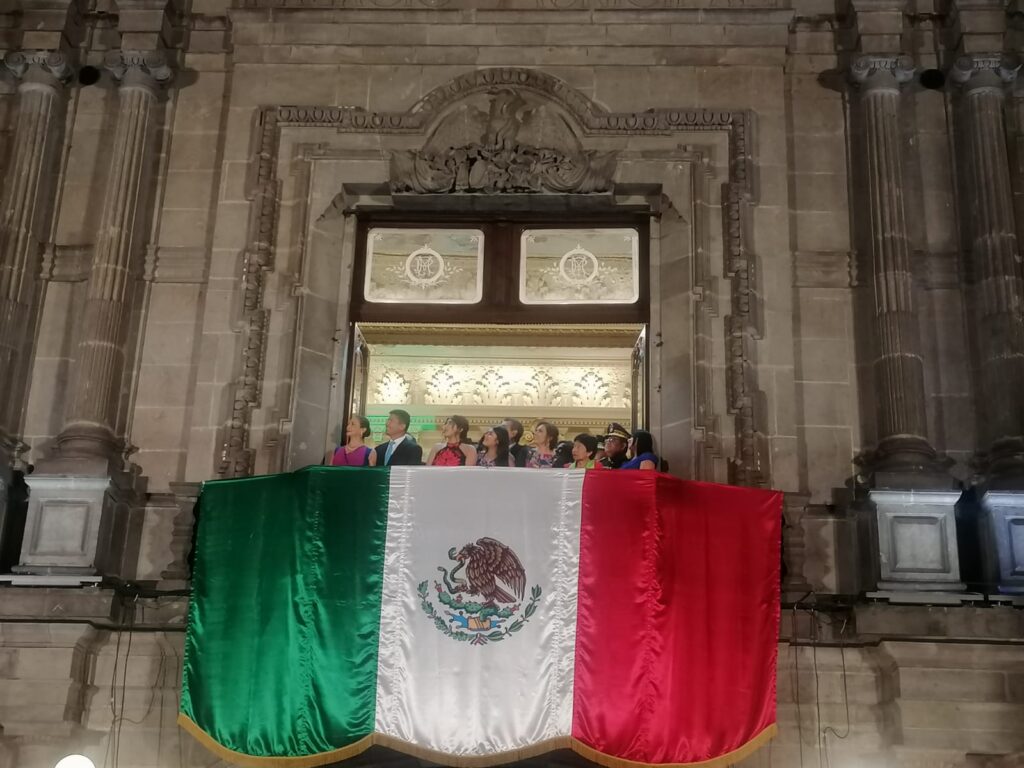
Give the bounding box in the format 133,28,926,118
427,415,478,467
476,425,514,467
526,421,559,468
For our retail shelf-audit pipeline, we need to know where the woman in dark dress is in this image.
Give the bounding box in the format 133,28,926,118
428,415,478,467
620,429,659,470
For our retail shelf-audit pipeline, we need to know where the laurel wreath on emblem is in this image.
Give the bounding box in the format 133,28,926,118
417,537,542,646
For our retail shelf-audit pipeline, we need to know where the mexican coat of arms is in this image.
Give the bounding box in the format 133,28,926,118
418,537,542,646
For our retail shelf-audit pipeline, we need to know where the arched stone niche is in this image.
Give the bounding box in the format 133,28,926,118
217,68,766,486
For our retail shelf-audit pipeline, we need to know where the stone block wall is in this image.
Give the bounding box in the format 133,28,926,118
0,1,994,505
1,597,1022,767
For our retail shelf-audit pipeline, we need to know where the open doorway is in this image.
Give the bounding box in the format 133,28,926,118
348,323,647,447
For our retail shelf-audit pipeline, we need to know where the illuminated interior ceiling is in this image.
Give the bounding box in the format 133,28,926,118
357,323,643,443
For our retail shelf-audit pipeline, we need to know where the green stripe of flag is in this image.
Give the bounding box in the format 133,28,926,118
181,466,391,757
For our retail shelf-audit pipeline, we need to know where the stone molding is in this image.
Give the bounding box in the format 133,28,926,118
234,0,785,10
143,246,209,283
793,251,854,288
951,53,1020,92
849,54,916,91
40,244,92,282
220,67,769,487
2,50,74,86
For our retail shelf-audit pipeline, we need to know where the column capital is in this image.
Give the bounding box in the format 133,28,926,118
951,53,1020,92
2,50,74,88
849,54,916,92
103,50,174,91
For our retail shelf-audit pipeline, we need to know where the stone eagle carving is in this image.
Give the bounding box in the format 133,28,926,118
390,88,617,195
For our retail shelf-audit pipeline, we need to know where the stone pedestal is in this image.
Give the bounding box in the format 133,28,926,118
12,476,109,578
7,470,144,584
866,489,966,593
7,457,146,583
158,481,200,589
0,458,11,571
980,491,1024,594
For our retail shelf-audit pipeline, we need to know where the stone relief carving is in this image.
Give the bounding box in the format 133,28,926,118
367,360,627,410
473,368,513,406
572,370,611,408
390,89,616,194
375,369,410,404
424,366,465,404
522,371,562,408
224,68,766,487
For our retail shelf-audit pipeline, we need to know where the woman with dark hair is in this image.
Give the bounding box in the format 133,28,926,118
570,433,601,469
526,421,559,468
330,415,372,466
621,429,659,470
477,425,513,467
428,415,478,467
552,440,574,469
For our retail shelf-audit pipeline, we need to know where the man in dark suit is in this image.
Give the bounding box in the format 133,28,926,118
371,409,423,466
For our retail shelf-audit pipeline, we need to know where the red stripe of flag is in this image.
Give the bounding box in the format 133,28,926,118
572,471,782,764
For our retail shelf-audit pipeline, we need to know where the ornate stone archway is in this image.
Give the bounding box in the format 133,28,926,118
219,67,767,487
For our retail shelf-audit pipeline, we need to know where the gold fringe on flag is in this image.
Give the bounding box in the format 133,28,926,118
178,713,777,768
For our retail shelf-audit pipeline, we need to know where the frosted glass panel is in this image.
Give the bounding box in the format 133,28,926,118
364,228,484,304
520,228,639,304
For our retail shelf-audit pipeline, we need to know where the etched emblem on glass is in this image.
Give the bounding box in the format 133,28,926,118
520,228,639,304
365,228,484,304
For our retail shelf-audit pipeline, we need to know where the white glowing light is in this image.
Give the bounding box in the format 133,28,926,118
54,756,95,768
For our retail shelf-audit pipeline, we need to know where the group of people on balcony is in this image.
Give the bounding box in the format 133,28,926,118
330,409,659,471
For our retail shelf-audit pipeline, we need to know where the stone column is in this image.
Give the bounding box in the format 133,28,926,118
13,52,170,582
951,54,1024,484
53,51,172,462
850,55,965,594
0,50,72,565
850,55,944,483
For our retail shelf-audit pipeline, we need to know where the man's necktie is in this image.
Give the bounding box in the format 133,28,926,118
385,440,397,465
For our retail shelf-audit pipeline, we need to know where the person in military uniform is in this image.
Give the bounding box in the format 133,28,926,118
600,423,630,469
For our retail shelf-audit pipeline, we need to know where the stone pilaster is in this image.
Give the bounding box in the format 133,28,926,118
849,55,946,485
53,51,172,463
951,54,1024,485
159,481,200,589
0,51,73,568
781,493,812,600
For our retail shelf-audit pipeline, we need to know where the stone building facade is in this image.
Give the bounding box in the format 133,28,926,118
0,0,1023,766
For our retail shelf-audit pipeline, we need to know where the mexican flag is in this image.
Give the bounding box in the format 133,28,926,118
180,466,781,768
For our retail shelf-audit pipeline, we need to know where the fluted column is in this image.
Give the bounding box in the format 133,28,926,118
0,51,72,456
55,51,172,461
850,55,942,481
951,54,1024,484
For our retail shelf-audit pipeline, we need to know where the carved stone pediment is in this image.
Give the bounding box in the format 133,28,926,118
389,88,617,195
